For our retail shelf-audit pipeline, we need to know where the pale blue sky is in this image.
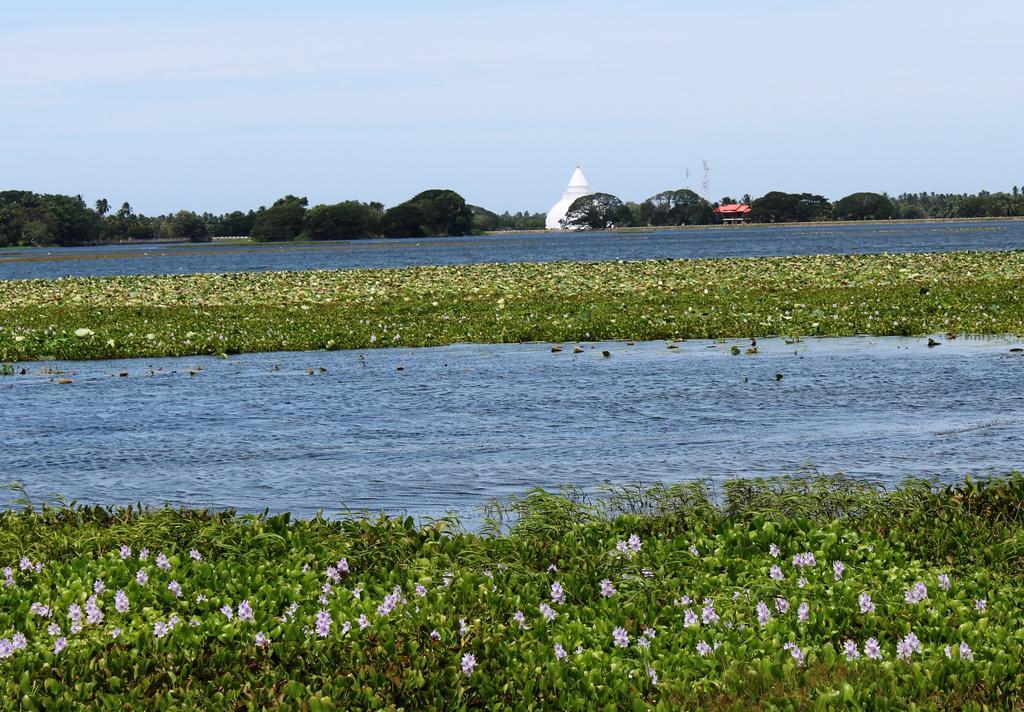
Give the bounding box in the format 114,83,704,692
2,1,1021,215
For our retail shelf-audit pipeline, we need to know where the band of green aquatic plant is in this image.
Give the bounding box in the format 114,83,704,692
1,474,1023,709
1,250,1023,361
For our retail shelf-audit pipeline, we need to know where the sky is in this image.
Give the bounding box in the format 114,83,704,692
1,0,1022,215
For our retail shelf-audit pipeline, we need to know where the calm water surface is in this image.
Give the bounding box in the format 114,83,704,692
2,220,1022,280
3,337,1022,521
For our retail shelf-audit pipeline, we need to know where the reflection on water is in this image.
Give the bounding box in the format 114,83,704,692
2,336,1022,521
2,219,1023,280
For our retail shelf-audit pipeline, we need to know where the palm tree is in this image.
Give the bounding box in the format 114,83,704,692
94,198,109,217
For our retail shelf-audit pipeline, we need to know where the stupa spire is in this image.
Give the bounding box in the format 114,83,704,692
546,166,594,229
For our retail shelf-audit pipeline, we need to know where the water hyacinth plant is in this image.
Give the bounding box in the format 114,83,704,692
2,250,1024,361
0,473,1023,708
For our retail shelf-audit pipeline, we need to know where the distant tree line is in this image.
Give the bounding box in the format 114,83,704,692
0,189,482,247
558,186,1024,229
3,184,1024,246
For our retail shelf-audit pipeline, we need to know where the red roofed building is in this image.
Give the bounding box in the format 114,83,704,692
714,203,752,224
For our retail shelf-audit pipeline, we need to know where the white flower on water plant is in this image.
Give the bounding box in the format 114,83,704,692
843,639,860,661
905,582,928,604
896,632,922,661
792,552,816,569
783,642,806,667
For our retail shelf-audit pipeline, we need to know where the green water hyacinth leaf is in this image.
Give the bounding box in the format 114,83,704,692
1,473,1024,707
1,250,1023,360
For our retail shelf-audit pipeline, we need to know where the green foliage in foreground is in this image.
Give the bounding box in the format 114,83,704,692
2,474,1024,709
2,250,1024,361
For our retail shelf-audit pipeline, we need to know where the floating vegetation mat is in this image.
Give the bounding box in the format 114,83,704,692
1,474,1024,708
1,250,1023,361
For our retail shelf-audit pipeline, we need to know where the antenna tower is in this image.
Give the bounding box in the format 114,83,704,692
701,160,710,201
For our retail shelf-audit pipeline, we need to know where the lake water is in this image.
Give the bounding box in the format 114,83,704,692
2,336,1022,522
2,219,1023,280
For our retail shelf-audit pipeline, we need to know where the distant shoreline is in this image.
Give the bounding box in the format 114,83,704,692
1,215,1022,251
487,215,1024,236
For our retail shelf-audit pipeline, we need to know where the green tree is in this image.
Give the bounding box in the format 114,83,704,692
0,191,40,246
381,189,473,237
561,193,631,230
639,189,714,226
157,220,175,241
94,198,109,217
495,211,546,230
0,192,102,246
210,210,258,237
954,194,995,218
39,194,102,245
250,195,308,242
749,191,831,223
624,201,643,226
170,210,211,242
468,205,500,233
414,189,474,236
380,203,427,238
304,201,382,240
832,192,895,220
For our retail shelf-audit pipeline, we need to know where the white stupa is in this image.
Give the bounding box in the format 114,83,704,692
545,166,593,229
